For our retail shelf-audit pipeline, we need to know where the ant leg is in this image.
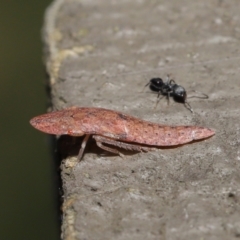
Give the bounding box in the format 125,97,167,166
165,75,170,84
184,101,193,113
166,74,175,84
78,134,91,161
154,92,164,109
167,92,171,105
157,90,162,98
169,79,176,85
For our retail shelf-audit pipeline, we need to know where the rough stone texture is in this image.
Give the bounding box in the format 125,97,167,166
44,0,240,239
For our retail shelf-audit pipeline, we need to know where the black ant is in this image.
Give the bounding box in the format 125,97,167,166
144,75,208,113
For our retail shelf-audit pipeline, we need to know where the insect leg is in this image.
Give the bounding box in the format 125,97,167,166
93,135,124,157
154,94,165,109
78,134,91,161
169,79,176,85
165,74,170,83
93,135,156,156
167,92,171,105
184,101,193,113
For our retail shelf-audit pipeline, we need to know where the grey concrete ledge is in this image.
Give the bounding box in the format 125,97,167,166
44,0,240,239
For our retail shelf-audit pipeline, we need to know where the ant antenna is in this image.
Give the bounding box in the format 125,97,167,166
141,75,150,92
165,74,170,82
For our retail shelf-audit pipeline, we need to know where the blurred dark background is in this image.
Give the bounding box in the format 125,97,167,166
0,1,59,239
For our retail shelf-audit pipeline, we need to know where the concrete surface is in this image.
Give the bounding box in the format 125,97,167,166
44,0,240,239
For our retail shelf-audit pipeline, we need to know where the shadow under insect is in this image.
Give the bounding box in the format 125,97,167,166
57,135,140,159
57,134,214,160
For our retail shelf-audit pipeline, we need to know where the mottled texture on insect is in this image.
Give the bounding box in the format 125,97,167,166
30,107,215,161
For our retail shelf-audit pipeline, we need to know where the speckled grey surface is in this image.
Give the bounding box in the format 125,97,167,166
44,0,240,239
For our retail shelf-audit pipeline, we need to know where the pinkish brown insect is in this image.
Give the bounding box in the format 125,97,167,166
30,106,215,161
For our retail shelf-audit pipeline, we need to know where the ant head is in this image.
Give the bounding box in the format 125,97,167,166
173,85,187,103
149,78,164,92
150,78,163,85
